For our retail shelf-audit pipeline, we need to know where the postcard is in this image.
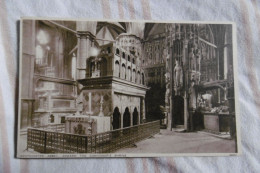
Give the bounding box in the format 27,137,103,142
17,18,241,158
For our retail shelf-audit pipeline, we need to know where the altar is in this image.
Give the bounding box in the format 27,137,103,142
65,115,110,135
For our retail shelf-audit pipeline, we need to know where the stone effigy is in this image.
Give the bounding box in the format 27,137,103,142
174,60,183,87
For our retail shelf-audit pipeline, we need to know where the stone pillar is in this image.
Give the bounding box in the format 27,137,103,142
130,107,133,126
217,49,221,103
88,92,92,113
119,55,122,78
168,43,173,130
184,91,189,130
141,97,146,123
21,20,36,128
183,38,189,131
138,108,141,125
76,32,88,79
76,21,97,80
167,96,172,130
120,106,123,129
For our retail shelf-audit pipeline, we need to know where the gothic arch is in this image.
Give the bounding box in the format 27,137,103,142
121,64,126,79
114,60,120,77
132,58,135,64
133,107,138,126
173,39,183,62
127,66,131,81
142,73,145,85
116,48,120,55
123,107,131,128
132,69,136,82
112,107,121,130
137,71,141,84
107,47,111,54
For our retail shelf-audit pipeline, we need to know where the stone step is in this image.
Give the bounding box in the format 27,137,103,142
173,128,186,133
172,125,186,133
175,125,184,129
20,129,27,136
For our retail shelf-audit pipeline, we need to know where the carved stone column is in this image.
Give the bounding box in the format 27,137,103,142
165,24,174,130
130,107,133,126
184,91,189,130
183,39,189,131
120,105,124,129
168,96,172,130
141,97,146,123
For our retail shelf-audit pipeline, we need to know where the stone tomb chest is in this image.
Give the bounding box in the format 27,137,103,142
65,115,110,135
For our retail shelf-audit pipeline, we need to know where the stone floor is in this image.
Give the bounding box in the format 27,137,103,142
115,129,236,153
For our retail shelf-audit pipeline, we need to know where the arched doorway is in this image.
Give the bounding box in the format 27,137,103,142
133,107,138,126
123,107,131,128
112,107,121,130
172,96,184,126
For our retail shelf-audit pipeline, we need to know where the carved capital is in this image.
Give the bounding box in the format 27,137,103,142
77,31,96,40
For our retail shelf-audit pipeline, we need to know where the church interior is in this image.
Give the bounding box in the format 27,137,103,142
20,20,236,137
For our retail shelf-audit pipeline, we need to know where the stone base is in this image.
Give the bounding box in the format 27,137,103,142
203,113,230,133
90,116,111,133
65,115,97,135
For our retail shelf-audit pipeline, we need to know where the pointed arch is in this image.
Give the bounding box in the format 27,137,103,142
123,107,131,128
112,107,121,129
133,107,138,126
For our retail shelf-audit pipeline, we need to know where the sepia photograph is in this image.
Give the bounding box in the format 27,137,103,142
17,18,240,157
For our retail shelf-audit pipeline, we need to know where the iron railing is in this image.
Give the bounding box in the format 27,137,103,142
27,120,160,153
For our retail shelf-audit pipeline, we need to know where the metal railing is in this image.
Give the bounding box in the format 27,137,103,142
27,120,160,153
